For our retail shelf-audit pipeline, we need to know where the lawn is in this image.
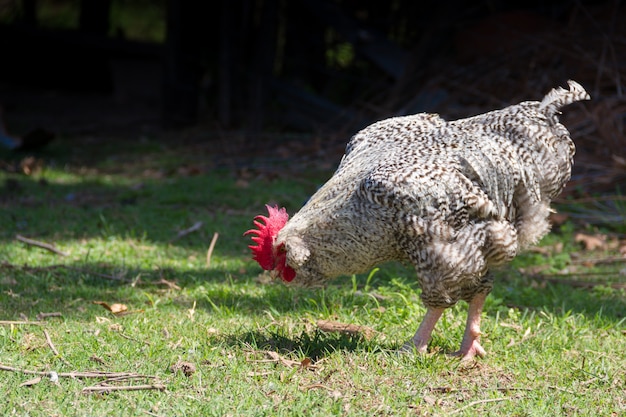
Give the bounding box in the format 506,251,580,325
0,135,624,416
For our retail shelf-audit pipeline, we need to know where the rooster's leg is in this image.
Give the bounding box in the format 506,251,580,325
411,307,444,353
452,292,487,360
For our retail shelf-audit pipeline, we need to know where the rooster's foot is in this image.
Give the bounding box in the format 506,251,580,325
450,339,486,361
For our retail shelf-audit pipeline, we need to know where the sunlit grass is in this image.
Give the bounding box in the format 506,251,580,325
0,137,625,416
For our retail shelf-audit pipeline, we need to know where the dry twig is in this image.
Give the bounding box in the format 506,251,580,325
247,350,318,370
206,232,219,267
154,278,181,290
15,234,68,256
43,329,60,356
300,383,336,391
19,376,42,387
169,221,203,243
428,386,533,393
0,321,42,326
43,329,72,367
82,384,166,393
0,363,153,379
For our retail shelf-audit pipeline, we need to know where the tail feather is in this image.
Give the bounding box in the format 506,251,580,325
539,80,590,118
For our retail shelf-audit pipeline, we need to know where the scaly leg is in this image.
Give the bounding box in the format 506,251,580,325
410,307,445,353
452,292,488,360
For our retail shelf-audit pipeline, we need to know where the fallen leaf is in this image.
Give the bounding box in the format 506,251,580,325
109,323,123,332
19,376,42,387
575,233,606,251
108,303,128,314
93,301,128,315
423,395,437,406
170,361,196,377
328,390,342,400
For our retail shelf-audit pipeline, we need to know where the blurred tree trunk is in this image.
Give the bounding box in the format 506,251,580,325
247,0,278,136
79,0,111,35
218,0,234,127
162,1,212,128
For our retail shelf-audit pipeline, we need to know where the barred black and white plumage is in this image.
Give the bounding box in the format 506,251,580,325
250,80,590,360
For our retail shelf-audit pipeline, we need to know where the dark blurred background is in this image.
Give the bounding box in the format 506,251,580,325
0,0,624,194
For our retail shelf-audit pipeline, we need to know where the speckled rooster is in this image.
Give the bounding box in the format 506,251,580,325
245,80,589,360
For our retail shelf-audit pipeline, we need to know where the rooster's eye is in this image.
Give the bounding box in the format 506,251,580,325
278,245,286,253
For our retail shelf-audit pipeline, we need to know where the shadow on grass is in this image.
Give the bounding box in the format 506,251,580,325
2,259,624,324
223,329,375,361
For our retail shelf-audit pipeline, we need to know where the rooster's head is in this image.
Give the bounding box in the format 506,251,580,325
244,205,296,282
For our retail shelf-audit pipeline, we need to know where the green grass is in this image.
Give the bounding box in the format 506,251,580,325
0,137,625,416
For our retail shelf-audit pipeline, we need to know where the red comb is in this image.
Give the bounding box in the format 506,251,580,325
244,205,289,270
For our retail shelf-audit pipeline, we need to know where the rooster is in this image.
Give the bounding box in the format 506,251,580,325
245,80,589,360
